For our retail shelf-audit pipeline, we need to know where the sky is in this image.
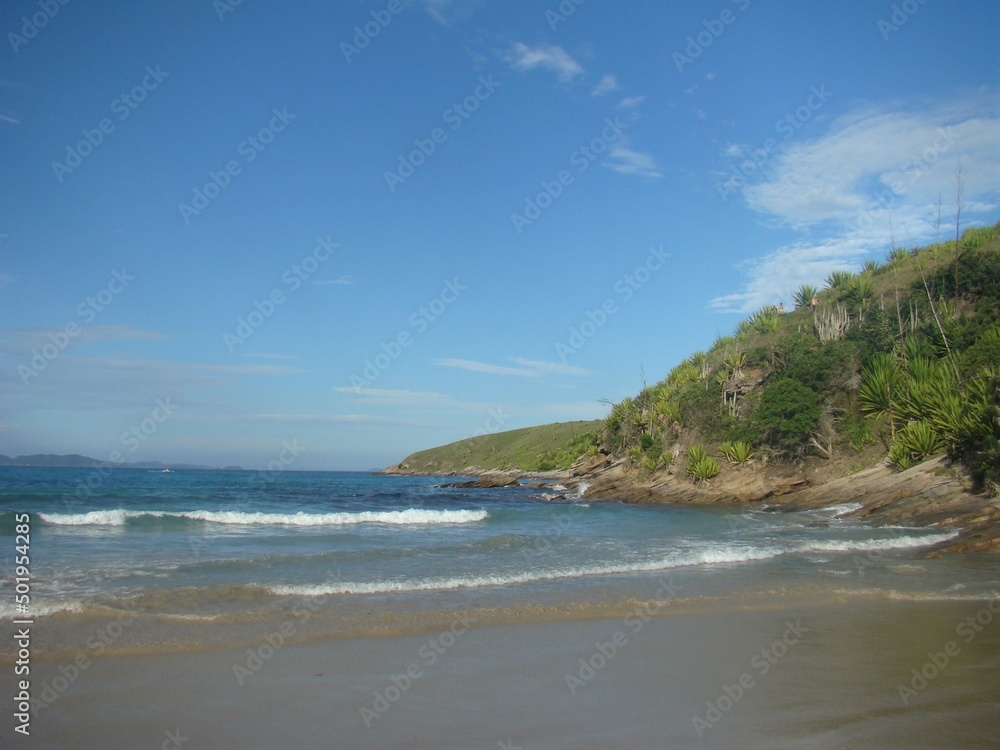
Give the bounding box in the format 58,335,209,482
1,0,998,470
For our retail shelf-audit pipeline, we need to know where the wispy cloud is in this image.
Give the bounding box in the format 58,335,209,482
508,357,591,377
591,74,620,97
417,0,484,25
602,138,663,179
434,358,539,377
505,42,583,82
617,95,646,110
0,113,19,125
0,325,167,355
710,91,1000,314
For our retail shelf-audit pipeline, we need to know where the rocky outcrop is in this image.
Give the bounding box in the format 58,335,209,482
442,476,521,489
576,454,999,554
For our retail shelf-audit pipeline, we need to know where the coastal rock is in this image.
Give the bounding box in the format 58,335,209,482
443,476,520,489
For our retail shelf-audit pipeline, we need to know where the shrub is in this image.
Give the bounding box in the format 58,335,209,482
794,284,820,309
751,378,822,456
720,440,755,465
685,446,721,482
825,269,853,291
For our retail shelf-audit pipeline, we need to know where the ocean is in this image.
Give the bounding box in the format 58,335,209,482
2,467,999,748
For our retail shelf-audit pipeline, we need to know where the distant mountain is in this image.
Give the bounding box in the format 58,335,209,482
0,454,236,470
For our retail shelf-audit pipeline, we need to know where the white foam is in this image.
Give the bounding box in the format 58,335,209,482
39,508,488,527
267,545,783,596
799,532,959,553
0,600,85,618
828,502,864,517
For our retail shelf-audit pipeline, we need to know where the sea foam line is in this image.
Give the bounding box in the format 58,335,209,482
37,508,488,527
267,545,783,596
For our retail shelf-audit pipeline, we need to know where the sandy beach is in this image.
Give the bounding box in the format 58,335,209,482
9,594,998,749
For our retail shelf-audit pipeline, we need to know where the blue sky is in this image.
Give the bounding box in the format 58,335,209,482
1,0,998,470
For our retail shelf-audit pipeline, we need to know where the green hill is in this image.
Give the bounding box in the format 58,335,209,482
599,221,1000,493
386,420,602,475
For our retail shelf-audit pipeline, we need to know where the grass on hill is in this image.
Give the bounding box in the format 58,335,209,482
390,420,602,474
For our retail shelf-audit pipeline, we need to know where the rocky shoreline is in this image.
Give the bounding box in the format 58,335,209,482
383,454,1000,554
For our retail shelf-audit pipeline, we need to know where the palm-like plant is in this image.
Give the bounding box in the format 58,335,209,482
846,274,877,308
720,440,755,465
861,259,880,274
825,269,853,291
885,247,909,266
858,353,905,436
793,284,820,309
685,446,721,482
750,305,781,334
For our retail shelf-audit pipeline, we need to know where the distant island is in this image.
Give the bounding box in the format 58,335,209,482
0,453,240,471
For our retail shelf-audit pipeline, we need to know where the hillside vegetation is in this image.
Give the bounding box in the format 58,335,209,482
387,420,602,475
598,221,1000,494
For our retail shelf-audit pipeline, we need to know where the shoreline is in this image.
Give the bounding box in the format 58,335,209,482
382,455,1000,554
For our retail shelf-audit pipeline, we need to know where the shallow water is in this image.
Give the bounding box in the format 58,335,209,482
2,467,999,747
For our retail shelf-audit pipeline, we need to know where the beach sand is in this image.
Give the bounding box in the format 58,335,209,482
13,596,1000,749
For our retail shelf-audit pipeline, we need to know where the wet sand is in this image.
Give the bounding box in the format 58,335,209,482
10,597,1000,749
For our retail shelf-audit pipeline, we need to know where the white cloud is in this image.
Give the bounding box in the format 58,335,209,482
434,358,539,377
591,74,620,97
602,139,663,179
617,95,646,110
508,357,591,377
505,42,584,82
712,91,1000,314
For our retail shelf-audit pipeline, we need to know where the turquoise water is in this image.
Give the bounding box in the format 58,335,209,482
0,467,996,634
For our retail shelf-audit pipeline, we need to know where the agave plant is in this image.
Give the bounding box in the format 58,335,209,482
825,269,854,291
888,421,944,470
685,446,721,482
861,259,880,274
654,398,682,424
711,335,736,353
723,350,747,379
750,305,781,334
720,440,755,465
858,353,905,436
846,274,877,308
793,284,820,309
734,319,755,341
885,247,909,266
